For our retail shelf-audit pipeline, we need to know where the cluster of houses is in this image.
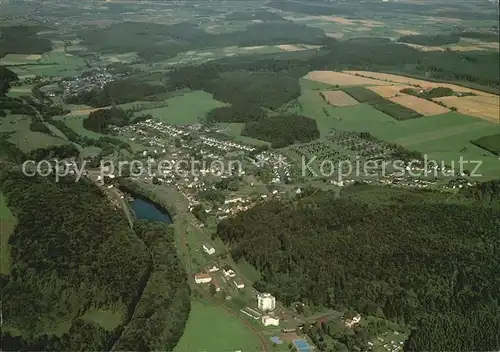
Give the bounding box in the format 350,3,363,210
62,67,120,97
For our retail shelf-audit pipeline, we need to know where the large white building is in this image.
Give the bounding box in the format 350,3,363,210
261,315,279,326
194,273,212,284
257,293,276,312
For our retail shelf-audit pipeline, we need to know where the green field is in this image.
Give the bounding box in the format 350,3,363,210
287,81,500,179
0,192,16,275
220,123,272,147
147,91,227,125
471,133,500,156
80,309,123,331
8,130,69,152
174,300,262,352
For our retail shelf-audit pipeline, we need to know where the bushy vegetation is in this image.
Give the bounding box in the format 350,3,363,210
0,171,150,349
206,104,267,123
83,106,131,133
470,133,500,156
0,26,52,58
397,34,461,46
242,115,319,148
343,87,422,120
400,87,455,99
216,184,500,351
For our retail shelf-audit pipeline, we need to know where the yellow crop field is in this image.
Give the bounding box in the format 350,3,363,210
389,95,449,116
320,91,359,106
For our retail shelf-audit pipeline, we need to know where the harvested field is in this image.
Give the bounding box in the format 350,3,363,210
395,30,421,35
318,16,355,25
241,46,266,51
26,54,42,60
433,96,500,123
277,44,304,52
367,85,412,98
389,95,449,116
356,20,384,27
353,27,372,32
326,32,344,38
304,71,384,86
320,90,359,106
342,71,496,96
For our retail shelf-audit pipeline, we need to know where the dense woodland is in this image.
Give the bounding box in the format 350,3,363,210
0,26,52,58
242,114,320,148
112,222,190,351
0,171,150,349
0,66,18,97
397,34,461,46
216,184,500,351
0,171,190,351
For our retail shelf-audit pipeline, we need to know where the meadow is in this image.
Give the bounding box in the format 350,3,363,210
80,309,123,331
145,91,226,125
174,300,262,352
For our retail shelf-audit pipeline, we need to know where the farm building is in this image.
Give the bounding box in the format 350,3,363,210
257,292,276,312
194,273,212,284
261,315,280,326
202,243,216,255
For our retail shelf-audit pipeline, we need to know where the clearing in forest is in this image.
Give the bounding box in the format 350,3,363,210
389,95,449,116
320,90,359,107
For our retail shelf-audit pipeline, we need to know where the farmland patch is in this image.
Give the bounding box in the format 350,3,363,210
433,96,500,123
389,95,449,116
320,90,359,107
304,71,384,86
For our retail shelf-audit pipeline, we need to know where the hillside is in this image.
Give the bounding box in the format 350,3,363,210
216,184,500,351
0,171,150,350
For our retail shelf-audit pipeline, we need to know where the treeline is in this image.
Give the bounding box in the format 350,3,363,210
400,86,455,99
470,133,500,156
215,184,500,351
397,34,461,46
46,119,133,160
112,222,190,351
0,66,18,96
242,115,319,148
0,26,52,58
0,171,150,350
79,21,325,61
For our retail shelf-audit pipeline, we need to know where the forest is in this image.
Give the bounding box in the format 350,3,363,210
0,171,190,351
215,183,500,351
0,66,18,97
242,115,320,148
397,34,461,46
0,170,150,349
0,26,52,58
112,222,190,351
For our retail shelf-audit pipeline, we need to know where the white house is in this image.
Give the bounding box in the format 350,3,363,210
257,293,276,312
208,265,219,272
234,280,245,289
223,266,236,278
194,273,212,284
202,243,216,255
261,315,280,326
344,314,361,328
